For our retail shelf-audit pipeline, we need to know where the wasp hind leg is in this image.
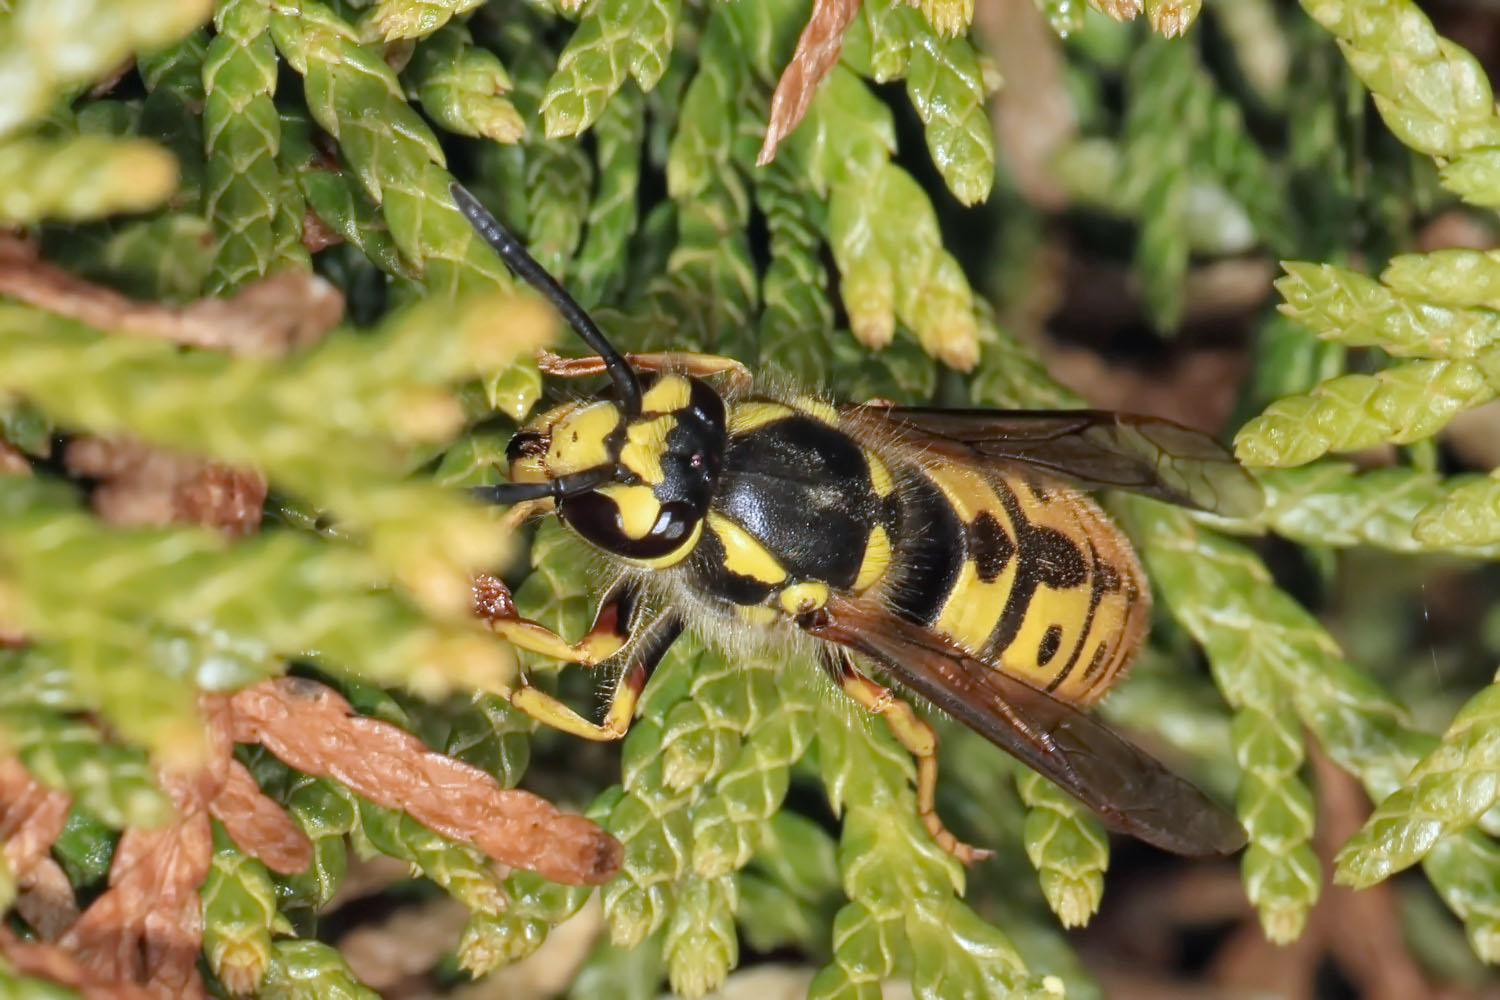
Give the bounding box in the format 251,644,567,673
475,574,682,740
821,649,994,865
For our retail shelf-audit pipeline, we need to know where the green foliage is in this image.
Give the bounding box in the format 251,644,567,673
9,0,1500,996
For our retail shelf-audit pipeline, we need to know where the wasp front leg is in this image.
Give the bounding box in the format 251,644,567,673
474,574,681,740
821,649,994,864
538,349,753,393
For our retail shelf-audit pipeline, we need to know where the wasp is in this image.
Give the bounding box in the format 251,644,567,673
452,182,1255,861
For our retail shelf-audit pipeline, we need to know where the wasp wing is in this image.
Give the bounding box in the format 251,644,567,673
810,596,1247,857
842,406,1261,518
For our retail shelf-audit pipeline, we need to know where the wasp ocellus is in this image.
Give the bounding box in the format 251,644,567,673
452,182,1256,861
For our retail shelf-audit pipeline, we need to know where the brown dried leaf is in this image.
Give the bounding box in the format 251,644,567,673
229,677,621,885
60,768,213,999
756,0,862,166
0,236,343,357
977,0,1074,210
0,755,71,879
208,759,311,875
301,207,343,253
338,895,469,990
65,436,267,537
0,927,159,1000
0,755,79,938
0,441,30,475
15,858,81,940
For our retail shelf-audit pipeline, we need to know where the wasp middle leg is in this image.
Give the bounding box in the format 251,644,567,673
820,648,993,864
475,574,681,740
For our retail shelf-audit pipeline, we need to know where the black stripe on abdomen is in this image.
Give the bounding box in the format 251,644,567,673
887,471,965,625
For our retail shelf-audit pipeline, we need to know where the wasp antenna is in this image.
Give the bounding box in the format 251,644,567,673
450,182,643,417
469,466,619,506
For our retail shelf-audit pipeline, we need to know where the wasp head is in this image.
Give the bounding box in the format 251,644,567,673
509,374,726,565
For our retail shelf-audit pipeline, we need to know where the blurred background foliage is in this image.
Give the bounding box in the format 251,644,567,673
6,0,1500,997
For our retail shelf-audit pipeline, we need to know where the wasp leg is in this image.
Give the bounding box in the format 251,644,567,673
491,497,552,536
513,611,684,741
474,574,683,740
474,572,633,667
538,349,752,392
821,649,994,864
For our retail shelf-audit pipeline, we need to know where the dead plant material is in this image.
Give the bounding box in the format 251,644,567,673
0,440,31,474
0,235,342,357
59,768,215,1000
975,0,1074,209
0,927,159,1000
756,0,862,167
86,58,136,100
0,755,78,938
64,435,267,537
209,758,315,874
301,206,343,253
1209,749,1468,1000
339,895,470,991
229,676,622,886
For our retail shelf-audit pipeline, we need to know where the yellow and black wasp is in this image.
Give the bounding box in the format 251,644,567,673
452,182,1256,861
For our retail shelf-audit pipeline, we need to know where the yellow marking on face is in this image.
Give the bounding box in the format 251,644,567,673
779,581,829,616
509,454,547,484
853,523,891,592
705,511,786,584
627,518,704,569
620,415,676,485
863,449,894,497
737,604,778,627
642,375,691,413
596,484,662,540
547,400,621,475
727,401,794,434
791,395,839,425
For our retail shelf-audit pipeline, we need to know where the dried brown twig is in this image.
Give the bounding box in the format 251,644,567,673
0,235,342,532
0,235,342,357
3,674,617,997
757,0,861,166
0,755,78,939
0,927,159,1000
64,436,267,537
229,676,622,885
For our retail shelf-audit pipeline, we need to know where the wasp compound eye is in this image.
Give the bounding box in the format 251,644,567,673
560,492,698,560
506,431,548,463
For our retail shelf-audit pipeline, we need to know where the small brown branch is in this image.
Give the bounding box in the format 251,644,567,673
229,677,621,886
0,755,78,938
757,0,862,166
209,759,313,875
0,441,31,474
0,236,342,358
60,769,214,999
0,927,159,1000
65,436,267,537
0,755,71,881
